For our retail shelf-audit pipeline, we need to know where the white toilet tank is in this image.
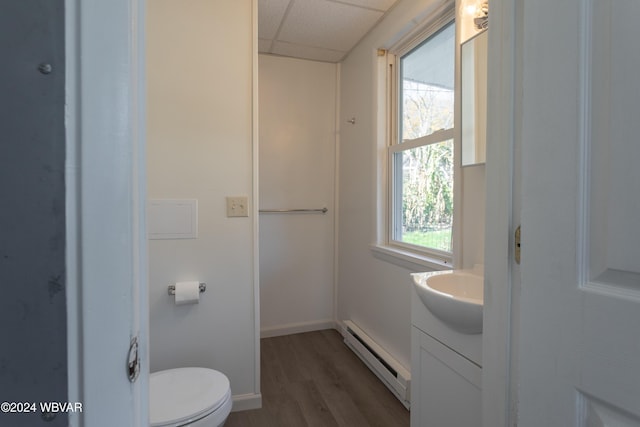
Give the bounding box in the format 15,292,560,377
150,367,232,427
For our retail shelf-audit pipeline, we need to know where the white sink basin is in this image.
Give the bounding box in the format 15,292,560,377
412,270,483,334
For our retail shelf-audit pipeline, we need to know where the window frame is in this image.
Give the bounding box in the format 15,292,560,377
383,13,458,266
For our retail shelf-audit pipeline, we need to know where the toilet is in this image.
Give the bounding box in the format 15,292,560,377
150,367,232,427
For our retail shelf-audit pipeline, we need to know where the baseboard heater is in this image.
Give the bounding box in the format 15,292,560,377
342,320,411,409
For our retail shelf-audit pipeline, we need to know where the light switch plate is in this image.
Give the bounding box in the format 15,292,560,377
226,196,249,217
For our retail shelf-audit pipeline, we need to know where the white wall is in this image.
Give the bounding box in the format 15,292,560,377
146,0,259,407
338,0,486,371
258,54,337,336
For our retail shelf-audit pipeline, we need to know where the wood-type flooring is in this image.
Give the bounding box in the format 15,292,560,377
226,329,410,427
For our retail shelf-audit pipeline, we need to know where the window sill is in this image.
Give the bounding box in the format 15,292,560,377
371,244,452,272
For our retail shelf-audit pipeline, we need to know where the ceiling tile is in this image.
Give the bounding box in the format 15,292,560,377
258,0,291,40
271,41,346,63
334,0,398,11
278,0,383,51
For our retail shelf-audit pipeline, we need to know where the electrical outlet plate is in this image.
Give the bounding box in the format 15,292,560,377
226,196,248,217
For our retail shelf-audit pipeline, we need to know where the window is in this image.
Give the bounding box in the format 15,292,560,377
388,20,456,261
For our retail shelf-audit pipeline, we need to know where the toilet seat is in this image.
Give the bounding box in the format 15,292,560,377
150,367,231,427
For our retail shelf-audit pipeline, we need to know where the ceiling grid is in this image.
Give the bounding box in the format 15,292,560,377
258,0,399,62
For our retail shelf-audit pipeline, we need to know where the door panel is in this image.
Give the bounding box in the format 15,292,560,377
587,0,640,286
518,0,640,424
579,0,640,418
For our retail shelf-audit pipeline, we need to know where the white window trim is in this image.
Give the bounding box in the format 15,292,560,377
388,129,455,259
372,3,458,270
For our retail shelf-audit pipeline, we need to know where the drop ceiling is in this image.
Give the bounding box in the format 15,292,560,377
259,0,399,63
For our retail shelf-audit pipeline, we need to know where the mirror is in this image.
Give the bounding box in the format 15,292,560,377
461,30,488,166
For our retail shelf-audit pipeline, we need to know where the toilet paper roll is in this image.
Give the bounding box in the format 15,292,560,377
174,281,200,305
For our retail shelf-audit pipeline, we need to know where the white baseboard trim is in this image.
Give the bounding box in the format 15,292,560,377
335,319,348,337
232,393,262,412
260,319,337,338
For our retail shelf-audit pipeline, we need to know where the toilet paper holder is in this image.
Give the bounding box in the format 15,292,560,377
167,283,207,295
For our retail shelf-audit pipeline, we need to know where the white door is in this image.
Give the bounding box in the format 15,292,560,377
66,0,148,425
517,0,640,425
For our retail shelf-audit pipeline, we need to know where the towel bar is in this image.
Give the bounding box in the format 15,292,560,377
259,207,328,214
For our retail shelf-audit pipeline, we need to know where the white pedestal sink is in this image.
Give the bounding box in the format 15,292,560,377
411,269,483,334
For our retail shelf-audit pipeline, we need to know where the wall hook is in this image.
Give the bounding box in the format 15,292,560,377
347,117,356,125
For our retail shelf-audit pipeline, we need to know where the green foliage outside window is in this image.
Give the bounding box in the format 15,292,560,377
399,80,454,252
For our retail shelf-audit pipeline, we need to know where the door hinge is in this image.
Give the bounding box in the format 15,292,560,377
127,336,140,383
515,226,521,264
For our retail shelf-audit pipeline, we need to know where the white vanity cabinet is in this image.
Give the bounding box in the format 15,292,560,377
411,276,482,427
410,326,482,427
